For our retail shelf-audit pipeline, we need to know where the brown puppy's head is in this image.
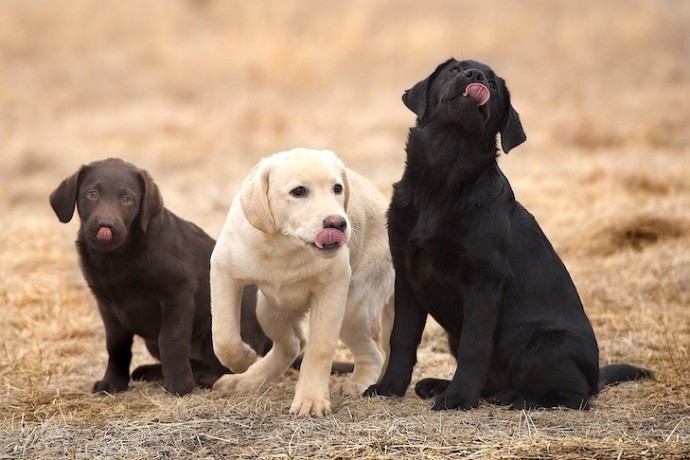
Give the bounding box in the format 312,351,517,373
403,58,526,153
49,158,163,252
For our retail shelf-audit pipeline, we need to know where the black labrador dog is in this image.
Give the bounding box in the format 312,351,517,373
50,158,270,396
364,59,651,410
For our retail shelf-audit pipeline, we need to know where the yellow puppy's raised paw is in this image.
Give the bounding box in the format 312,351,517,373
215,342,258,374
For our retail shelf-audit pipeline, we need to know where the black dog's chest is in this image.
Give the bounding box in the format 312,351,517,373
398,213,467,331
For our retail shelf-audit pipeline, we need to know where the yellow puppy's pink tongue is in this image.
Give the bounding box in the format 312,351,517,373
97,227,113,241
315,228,346,249
463,83,490,106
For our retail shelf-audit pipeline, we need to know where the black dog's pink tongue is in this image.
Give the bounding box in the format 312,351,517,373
97,227,113,241
463,83,490,106
314,228,346,249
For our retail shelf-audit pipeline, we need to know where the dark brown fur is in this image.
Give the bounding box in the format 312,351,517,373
50,158,269,396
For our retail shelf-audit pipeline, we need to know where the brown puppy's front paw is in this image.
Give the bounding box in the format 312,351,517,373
163,376,195,397
93,378,129,394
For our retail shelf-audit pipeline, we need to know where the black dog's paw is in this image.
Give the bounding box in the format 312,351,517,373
488,390,542,410
415,378,450,399
131,364,164,382
363,382,407,398
430,391,478,411
93,378,129,395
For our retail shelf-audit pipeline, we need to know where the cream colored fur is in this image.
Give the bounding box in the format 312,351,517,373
210,148,394,417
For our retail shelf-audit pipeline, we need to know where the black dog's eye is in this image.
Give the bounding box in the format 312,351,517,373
86,190,98,200
333,184,343,195
122,195,135,205
489,80,497,89
290,186,308,198
450,66,461,74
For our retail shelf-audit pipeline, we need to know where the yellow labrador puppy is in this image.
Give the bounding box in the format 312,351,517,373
211,148,394,417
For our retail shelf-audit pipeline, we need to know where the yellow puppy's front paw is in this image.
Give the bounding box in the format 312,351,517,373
215,342,258,374
212,373,264,394
289,394,332,418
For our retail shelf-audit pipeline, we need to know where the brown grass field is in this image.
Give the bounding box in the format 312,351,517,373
1,0,689,458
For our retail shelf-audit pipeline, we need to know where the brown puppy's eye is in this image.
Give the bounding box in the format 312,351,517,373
86,190,98,200
290,186,307,198
122,195,135,205
333,184,343,195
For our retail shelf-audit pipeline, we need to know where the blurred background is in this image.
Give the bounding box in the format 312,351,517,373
1,0,687,230
1,0,689,426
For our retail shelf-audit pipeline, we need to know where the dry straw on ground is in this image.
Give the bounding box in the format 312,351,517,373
1,1,689,458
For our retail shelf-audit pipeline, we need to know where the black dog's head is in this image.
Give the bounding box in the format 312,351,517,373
50,158,164,252
403,58,526,153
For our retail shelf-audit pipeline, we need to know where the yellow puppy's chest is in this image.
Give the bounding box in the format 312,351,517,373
257,279,315,311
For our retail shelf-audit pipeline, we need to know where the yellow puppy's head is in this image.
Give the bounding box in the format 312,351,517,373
240,148,351,257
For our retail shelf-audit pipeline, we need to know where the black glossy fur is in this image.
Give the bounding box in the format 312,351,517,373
365,59,651,410
50,158,269,396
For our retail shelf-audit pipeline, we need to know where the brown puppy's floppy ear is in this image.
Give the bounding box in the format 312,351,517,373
49,167,84,223
240,163,275,234
137,169,164,233
499,81,527,154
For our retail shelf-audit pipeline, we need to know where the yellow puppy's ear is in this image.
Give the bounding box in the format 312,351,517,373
341,168,350,212
240,163,275,233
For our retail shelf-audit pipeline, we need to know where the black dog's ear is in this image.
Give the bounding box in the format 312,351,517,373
499,82,527,153
137,169,164,233
404,58,457,122
402,78,431,120
49,167,84,223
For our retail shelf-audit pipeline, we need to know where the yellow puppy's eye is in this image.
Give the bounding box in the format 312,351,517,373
290,186,307,198
333,184,343,195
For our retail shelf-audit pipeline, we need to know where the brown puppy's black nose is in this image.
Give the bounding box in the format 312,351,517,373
97,219,115,228
463,69,486,83
323,215,347,232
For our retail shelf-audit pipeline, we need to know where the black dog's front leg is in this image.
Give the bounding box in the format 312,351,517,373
431,283,501,410
158,294,195,396
364,273,427,398
94,301,133,394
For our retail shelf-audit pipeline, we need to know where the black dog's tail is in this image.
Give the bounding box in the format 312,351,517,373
598,363,653,391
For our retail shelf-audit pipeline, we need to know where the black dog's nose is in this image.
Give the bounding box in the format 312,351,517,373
323,215,347,232
463,69,486,82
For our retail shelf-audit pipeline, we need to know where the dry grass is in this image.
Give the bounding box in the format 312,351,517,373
1,0,689,458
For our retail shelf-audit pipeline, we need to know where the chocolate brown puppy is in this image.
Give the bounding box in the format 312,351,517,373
50,158,268,396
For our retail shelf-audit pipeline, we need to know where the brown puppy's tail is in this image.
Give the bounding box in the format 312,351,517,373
598,363,653,391
291,354,354,375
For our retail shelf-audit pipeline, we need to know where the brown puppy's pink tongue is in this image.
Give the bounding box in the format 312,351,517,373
463,83,490,106
314,228,346,249
97,227,113,241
